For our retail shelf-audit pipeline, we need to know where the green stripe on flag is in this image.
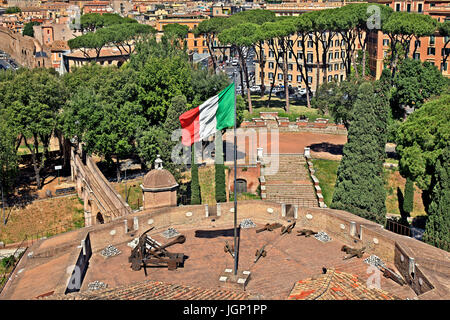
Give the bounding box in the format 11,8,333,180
216,82,235,130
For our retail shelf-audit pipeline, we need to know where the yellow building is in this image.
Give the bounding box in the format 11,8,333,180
155,15,210,54
255,33,349,92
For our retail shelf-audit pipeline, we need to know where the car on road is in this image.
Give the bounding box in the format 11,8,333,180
231,58,238,66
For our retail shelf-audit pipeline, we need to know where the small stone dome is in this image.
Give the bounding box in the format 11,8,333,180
142,169,177,189
141,155,178,190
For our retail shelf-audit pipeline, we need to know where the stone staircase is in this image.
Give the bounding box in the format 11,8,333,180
263,154,318,208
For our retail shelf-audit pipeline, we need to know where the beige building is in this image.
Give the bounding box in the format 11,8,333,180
255,33,350,93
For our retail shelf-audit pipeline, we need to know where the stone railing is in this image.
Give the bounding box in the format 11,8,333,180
241,112,347,135
304,149,325,208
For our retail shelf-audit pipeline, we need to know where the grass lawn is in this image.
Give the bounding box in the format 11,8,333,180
114,178,144,210
311,159,339,206
0,196,85,244
311,158,426,217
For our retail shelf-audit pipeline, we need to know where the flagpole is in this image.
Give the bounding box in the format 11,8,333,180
233,69,239,276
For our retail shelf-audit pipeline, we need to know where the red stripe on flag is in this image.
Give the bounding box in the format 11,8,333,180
179,106,200,146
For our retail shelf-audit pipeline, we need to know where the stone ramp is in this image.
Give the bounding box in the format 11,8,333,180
264,154,318,208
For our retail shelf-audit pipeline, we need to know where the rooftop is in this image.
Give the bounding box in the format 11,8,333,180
2,201,447,300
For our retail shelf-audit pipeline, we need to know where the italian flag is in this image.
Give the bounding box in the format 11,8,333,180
179,83,235,146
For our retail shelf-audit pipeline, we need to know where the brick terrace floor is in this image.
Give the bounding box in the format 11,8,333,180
80,221,416,300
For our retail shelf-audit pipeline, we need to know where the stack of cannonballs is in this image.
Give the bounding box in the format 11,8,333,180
314,231,332,243
364,255,386,268
161,227,180,239
240,219,256,229
100,245,121,257
88,281,108,291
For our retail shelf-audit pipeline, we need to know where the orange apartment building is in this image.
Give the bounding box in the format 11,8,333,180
367,0,450,78
255,34,349,92
155,14,210,54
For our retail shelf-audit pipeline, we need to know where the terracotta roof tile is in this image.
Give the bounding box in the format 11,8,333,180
288,269,401,300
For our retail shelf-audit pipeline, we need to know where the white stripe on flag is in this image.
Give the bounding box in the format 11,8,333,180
198,94,219,140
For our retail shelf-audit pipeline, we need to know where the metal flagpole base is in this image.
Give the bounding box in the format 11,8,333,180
218,268,251,291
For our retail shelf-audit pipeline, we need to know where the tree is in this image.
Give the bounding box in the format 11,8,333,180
5,7,20,14
383,12,437,77
0,118,18,218
396,94,450,205
68,31,109,61
439,20,450,71
403,178,414,216
80,13,135,33
331,82,388,224
62,66,144,182
391,59,448,118
190,143,201,205
22,21,41,37
215,130,226,203
260,18,292,112
194,17,233,73
218,22,258,112
163,23,189,49
103,23,156,55
423,147,450,251
6,69,66,189
312,77,361,130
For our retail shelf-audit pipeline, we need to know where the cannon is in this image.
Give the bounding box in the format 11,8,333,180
256,222,282,233
297,229,317,237
254,244,267,263
341,245,366,260
379,266,407,286
224,240,235,258
128,227,186,276
281,221,296,235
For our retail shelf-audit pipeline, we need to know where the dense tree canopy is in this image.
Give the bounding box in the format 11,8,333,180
396,94,450,192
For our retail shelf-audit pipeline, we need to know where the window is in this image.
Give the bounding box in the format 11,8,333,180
278,73,283,80
307,53,313,63
341,63,345,69
428,47,435,55
297,51,303,59
268,62,273,69
442,63,448,71
328,75,332,82
418,3,423,13
395,3,400,11
328,64,332,72
383,39,389,46
288,63,293,70
297,75,302,82
415,40,421,48
334,64,339,71
269,51,274,58
307,40,313,48
328,52,333,61
413,53,420,60
335,51,339,59
194,40,197,47
287,74,292,81
430,36,435,45
341,75,344,81
335,39,339,47
268,72,274,79
288,52,292,59
297,40,302,47
341,51,345,58
341,40,345,46
334,74,339,81
407,4,411,12
203,40,206,46
307,76,312,84
307,66,313,73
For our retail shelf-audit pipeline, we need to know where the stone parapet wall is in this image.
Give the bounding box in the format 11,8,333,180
241,112,347,135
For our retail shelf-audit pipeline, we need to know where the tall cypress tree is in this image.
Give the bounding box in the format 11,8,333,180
215,130,227,203
190,143,201,205
403,178,414,215
331,82,388,224
423,147,449,251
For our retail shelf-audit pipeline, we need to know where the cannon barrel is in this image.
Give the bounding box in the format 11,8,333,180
158,235,186,251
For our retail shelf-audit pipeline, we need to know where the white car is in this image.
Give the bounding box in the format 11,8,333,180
298,87,307,95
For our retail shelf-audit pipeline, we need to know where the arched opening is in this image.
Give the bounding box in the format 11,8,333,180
235,179,247,194
96,212,104,224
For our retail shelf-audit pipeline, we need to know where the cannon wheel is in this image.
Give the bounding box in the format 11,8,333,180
131,259,142,271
